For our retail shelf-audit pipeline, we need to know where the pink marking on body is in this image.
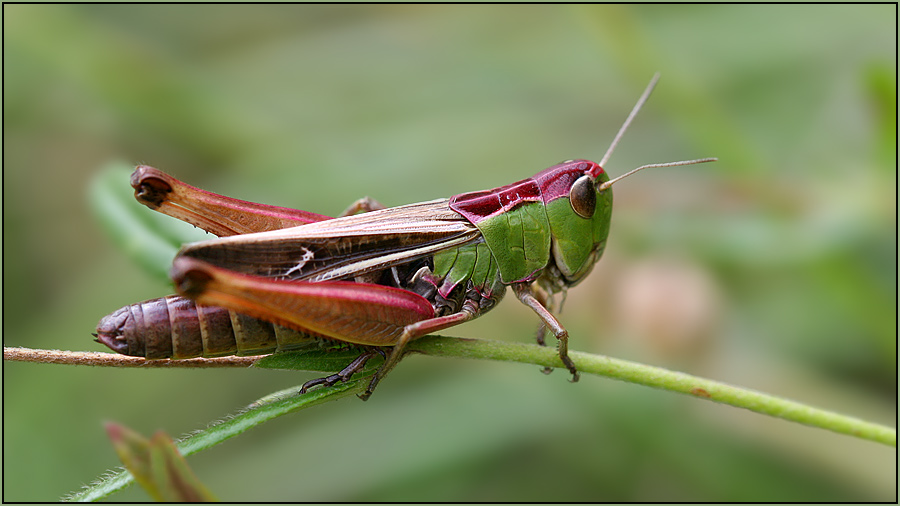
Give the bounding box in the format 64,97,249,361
532,160,603,204
449,159,603,225
450,178,541,223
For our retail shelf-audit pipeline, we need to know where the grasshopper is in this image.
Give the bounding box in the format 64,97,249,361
95,74,715,400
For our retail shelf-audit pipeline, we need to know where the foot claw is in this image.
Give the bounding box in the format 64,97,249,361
298,349,379,396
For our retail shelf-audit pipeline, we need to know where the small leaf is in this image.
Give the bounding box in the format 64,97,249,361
105,422,153,493
148,432,217,502
105,421,217,502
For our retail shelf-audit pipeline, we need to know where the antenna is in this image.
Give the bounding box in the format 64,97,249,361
597,72,661,171
597,157,718,192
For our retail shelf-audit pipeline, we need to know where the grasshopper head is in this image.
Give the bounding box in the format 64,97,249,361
550,157,717,289
544,161,613,288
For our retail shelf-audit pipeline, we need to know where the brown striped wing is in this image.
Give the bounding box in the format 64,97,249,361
177,198,482,282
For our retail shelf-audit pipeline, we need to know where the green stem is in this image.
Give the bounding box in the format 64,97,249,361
407,336,897,447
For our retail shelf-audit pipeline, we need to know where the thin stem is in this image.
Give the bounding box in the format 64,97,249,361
3,347,261,368
15,337,893,447
405,336,896,447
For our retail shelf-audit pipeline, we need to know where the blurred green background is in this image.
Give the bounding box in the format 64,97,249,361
3,4,895,502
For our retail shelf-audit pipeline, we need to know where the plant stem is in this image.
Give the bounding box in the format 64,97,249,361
407,336,897,447
3,347,260,367
9,334,894,449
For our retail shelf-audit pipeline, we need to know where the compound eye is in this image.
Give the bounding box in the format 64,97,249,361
569,175,596,219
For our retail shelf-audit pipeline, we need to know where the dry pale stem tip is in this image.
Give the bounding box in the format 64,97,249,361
3,347,261,368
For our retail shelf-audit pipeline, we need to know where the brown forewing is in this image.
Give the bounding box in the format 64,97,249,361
177,198,482,282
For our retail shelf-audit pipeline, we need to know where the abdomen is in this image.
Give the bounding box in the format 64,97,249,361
95,296,320,359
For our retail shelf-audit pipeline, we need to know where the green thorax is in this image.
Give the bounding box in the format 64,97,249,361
447,161,613,290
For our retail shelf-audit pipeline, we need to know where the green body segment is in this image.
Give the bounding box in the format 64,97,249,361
470,201,552,283
433,242,502,296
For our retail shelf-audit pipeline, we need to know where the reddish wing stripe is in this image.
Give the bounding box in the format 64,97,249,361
171,257,435,346
132,166,331,236
450,178,542,223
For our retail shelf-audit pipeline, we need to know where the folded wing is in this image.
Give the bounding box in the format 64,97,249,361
177,198,482,281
